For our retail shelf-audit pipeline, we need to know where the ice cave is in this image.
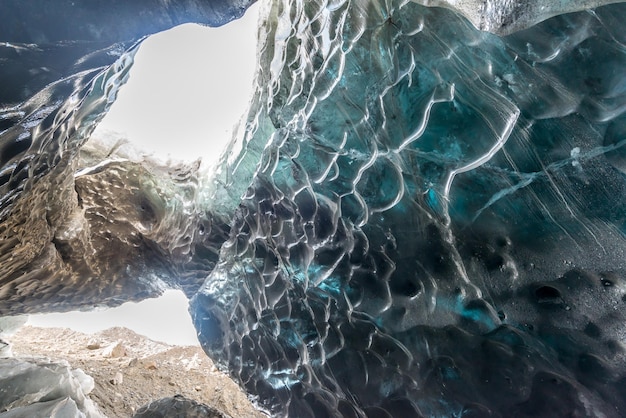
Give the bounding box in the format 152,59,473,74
1,0,626,416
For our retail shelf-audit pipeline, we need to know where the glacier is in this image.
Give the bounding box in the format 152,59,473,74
0,357,101,418
1,0,626,417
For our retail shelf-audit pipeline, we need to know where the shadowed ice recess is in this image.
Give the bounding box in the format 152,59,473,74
0,0,626,417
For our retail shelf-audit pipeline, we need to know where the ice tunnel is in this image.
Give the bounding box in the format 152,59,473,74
1,0,626,417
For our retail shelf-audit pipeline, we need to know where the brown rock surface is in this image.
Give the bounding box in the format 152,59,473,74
9,326,267,418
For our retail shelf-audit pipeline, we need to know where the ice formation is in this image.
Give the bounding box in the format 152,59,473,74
1,0,626,416
410,0,626,34
0,357,102,417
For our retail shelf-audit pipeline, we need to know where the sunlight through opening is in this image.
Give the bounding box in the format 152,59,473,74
28,4,260,347
92,2,259,168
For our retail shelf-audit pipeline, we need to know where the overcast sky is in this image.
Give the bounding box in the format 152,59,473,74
29,4,260,346
29,290,200,346
94,2,260,166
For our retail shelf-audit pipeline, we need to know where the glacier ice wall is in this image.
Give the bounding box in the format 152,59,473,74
411,0,626,34
0,0,625,417
191,1,626,416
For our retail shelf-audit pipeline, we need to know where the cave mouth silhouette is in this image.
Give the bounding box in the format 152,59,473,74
27,289,199,346
22,3,260,346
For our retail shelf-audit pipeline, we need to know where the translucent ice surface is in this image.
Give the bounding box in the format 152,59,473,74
0,357,103,418
191,1,626,416
0,0,625,416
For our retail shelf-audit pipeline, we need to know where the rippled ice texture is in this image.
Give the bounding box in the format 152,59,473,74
192,1,626,416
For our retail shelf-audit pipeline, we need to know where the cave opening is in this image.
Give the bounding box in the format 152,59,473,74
19,4,260,346
3,0,626,416
91,2,260,169
2,3,265,417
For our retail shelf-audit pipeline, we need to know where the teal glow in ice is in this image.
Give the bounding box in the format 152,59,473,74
3,0,626,416
192,1,626,416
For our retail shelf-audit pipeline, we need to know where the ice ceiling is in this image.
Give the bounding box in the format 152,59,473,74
1,0,626,417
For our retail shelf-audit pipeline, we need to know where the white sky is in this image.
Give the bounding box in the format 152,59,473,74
93,2,260,167
28,290,199,346
28,4,260,346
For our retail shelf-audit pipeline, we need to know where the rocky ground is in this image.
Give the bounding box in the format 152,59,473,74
9,326,267,418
